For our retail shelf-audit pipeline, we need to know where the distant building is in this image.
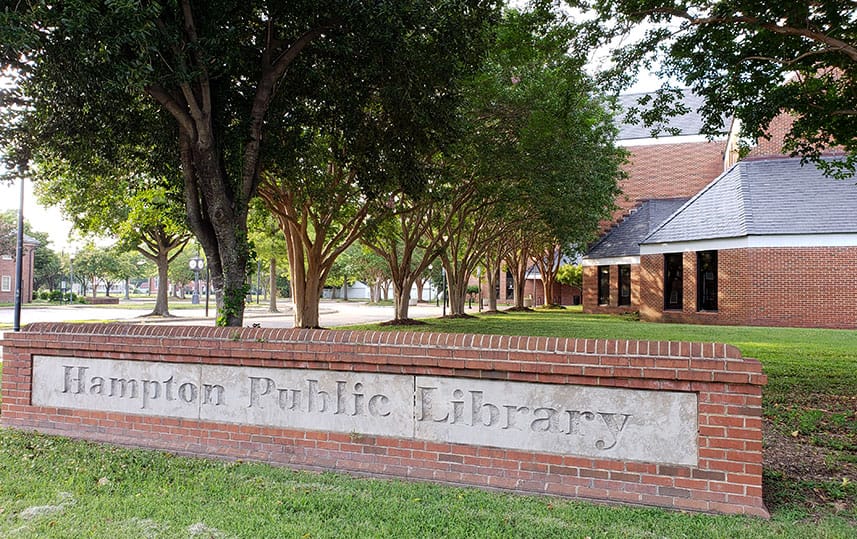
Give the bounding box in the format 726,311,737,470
0,234,38,303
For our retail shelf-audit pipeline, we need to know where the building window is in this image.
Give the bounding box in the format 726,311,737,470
664,254,683,310
697,251,718,311
597,266,610,306
618,265,631,306
1,275,10,292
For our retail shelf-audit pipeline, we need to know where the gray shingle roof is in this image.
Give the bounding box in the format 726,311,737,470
615,91,730,141
643,157,857,244
586,198,689,259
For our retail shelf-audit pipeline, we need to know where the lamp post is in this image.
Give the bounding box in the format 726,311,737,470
12,176,24,331
189,255,204,305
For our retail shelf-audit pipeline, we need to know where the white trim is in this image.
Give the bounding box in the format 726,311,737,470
617,134,726,147
1,275,10,292
581,256,641,267
640,234,857,255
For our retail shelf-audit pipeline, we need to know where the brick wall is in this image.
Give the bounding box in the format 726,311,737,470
0,243,36,303
616,141,726,217
582,264,640,315
1,323,768,517
639,247,857,329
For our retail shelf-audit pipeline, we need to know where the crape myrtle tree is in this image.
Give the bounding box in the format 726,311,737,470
436,5,623,315
362,181,459,323
258,131,385,329
256,2,499,328
575,0,857,178
1,1,497,327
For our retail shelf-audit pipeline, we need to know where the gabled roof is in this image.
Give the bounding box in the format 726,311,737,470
586,198,689,259
616,91,719,141
643,157,857,244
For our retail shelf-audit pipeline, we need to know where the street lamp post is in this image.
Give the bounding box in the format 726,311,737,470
189,256,204,305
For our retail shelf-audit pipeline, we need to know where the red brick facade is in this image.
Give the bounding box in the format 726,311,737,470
615,141,726,218
0,241,37,303
2,323,768,517
582,264,640,315
638,247,857,329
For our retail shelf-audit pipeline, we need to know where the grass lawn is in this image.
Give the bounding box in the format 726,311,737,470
0,308,855,537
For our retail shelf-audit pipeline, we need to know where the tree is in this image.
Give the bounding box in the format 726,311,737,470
36,167,191,316
259,136,378,328
434,5,623,315
556,263,583,289
248,200,288,313
347,247,390,304
577,0,857,178
363,186,454,322
72,243,115,298
2,1,497,326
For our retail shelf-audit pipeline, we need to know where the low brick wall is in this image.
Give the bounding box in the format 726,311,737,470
1,323,768,517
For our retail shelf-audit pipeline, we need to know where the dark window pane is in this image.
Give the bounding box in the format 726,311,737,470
697,251,718,311
618,265,631,306
664,254,683,310
597,266,610,305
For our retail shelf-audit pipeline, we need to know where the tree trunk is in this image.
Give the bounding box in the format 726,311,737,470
179,134,249,327
446,267,469,316
485,266,499,312
292,269,323,328
287,238,326,328
393,277,417,321
268,257,279,313
150,251,171,316
416,276,427,302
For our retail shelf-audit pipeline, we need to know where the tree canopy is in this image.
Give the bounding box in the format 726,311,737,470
1,0,498,325
577,0,857,177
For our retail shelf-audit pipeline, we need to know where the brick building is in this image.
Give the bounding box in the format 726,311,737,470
583,91,734,315
582,91,857,328
0,234,38,303
636,157,857,329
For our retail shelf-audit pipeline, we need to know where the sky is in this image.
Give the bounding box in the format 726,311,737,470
0,178,76,252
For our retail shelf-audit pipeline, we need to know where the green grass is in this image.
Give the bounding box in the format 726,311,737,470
0,429,854,539
1,309,855,536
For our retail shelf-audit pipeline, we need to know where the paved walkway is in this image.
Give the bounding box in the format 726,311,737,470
0,300,449,329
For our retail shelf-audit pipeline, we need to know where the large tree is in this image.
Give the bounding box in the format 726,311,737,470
434,5,623,315
577,0,857,177
1,1,497,326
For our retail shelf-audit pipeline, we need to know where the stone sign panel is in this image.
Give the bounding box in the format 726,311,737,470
414,376,697,465
32,355,698,465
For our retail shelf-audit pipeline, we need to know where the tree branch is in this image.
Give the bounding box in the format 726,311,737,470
642,8,857,62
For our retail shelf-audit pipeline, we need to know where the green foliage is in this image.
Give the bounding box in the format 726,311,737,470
577,0,857,178
1,0,500,326
556,264,582,288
